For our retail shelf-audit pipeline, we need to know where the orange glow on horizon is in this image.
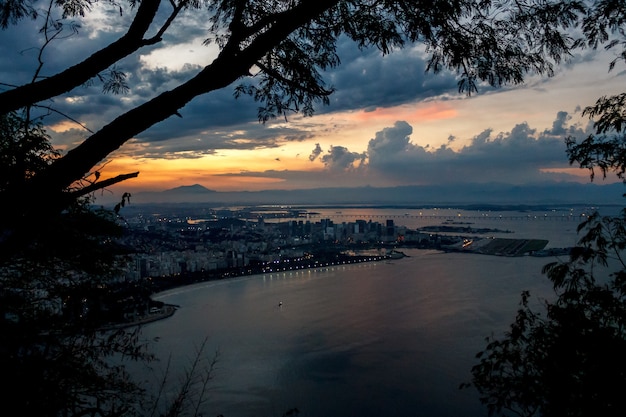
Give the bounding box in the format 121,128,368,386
540,167,615,182
94,168,290,194
95,152,317,193
90,101,463,194
352,103,458,123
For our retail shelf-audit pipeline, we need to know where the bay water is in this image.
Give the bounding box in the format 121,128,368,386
136,207,604,417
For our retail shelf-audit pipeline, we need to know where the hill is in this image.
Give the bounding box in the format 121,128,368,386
129,182,624,207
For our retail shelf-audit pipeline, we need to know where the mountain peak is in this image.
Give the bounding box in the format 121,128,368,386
165,184,216,194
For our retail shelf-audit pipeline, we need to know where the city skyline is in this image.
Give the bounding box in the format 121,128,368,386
1,4,624,202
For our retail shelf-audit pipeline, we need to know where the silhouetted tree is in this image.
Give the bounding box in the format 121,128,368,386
467,226,626,416
465,3,626,415
0,110,59,191
0,0,587,229
4,1,626,416
0,110,153,417
0,111,221,417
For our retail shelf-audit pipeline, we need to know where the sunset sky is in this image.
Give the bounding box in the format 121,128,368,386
1,4,624,201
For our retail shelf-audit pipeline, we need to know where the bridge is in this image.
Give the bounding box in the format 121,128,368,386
302,213,585,222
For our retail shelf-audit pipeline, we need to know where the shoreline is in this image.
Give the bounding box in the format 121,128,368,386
109,239,568,329
100,304,179,330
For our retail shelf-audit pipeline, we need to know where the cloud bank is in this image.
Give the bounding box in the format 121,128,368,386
217,112,597,189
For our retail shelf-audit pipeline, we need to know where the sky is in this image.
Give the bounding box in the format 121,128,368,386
1,2,625,202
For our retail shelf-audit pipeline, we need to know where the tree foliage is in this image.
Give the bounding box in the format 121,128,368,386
467,212,626,416
0,110,59,192
0,110,151,417
0,111,217,417
465,2,626,415
3,0,626,416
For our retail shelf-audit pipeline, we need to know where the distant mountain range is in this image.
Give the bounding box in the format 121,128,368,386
130,182,625,207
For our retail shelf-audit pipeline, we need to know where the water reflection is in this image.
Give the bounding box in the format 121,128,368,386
142,248,556,417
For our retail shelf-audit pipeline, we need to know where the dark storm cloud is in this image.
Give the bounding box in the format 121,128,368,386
135,64,202,95
324,40,460,113
134,88,262,143
123,140,218,160
45,80,312,157
131,40,462,151
367,121,414,166
116,120,315,159
309,143,323,161
116,37,460,152
0,6,235,126
0,22,45,87
545,111,571,135
320,145,366,171
0,5,136,87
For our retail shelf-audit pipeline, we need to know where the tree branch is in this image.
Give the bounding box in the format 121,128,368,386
255,59,333,97
70,172,140,198
29,0,342,196
0,0,162,114
32,104,95,133
144,0,188,44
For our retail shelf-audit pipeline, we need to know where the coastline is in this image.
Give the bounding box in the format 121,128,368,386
109,238,566,330
100,304,179,330
100,253,398,331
